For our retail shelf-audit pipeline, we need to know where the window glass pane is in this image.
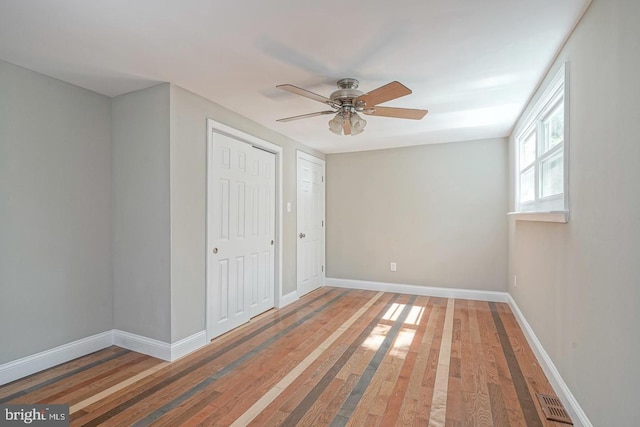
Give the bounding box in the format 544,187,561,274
519,131,536,170
543,102,564,153
540,151,564,198
520,168,535,203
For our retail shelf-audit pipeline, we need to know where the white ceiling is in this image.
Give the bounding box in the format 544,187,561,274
0,0,589,153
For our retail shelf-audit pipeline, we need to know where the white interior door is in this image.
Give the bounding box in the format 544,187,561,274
208,132,275,338
297,151,325,296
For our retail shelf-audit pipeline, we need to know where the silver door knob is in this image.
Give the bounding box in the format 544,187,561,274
212,248,218,254
299,233,306,239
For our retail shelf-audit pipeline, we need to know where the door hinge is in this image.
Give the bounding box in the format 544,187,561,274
322,176,324,182
322,265,324,272
321,220,324,227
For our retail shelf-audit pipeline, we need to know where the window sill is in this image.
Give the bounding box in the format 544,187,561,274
507,211,569,223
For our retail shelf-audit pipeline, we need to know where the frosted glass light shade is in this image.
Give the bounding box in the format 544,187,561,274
328,113,344,135
350,113,367,135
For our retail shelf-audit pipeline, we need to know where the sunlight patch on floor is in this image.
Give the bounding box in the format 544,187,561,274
382,303,425,326
390,328,416,359
362,324,390,351
405,305,425,326
382,303,403,321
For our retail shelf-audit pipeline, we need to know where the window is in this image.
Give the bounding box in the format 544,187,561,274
515,64,568,214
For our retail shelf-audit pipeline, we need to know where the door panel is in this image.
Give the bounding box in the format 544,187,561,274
208,132,275,338
297,153,325,296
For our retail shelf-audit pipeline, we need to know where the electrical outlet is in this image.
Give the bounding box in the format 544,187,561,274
514,274,518,287
390,262,397,272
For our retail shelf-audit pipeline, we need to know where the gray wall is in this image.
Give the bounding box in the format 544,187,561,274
112,84,171,342
508,0,640,425
0,60,113,363
327,138,508,291
169,85,324,341
0,60,323,360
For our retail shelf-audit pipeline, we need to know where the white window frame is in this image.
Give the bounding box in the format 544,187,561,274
514,63,569,220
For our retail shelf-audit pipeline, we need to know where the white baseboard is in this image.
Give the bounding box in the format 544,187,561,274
0,328,209,386
112,329,207,362
169,331,207,361
0,331,113,386
326,278,509,303
112,330,171,361
278,290,299,308
507,295,592,427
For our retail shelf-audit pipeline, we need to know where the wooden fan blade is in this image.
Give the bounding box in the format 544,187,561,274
355,81,412,106
364,106,428,120
276,84,335,105
343,118,351,135
276,110,336,122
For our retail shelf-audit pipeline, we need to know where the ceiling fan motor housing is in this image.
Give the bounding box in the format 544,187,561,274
330,78,364,111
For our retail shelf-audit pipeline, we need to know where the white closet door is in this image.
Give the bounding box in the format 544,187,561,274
208,132,275,338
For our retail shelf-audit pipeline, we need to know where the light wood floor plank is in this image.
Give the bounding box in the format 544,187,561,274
428,298,456,427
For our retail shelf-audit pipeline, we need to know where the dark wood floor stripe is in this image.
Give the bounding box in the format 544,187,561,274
488,301,543,427
79,289,347,427
38,353,150,403
129,290,351,427
279,294,402,427
331,295,418,427
0,348,130,404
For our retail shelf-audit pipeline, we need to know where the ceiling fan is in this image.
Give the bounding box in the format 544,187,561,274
276,78,428,136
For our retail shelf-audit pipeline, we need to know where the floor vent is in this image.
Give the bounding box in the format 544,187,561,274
536,393,573,424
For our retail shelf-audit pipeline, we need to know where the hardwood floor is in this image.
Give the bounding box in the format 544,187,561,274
0,287,570,426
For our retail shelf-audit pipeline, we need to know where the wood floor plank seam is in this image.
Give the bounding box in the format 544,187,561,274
69,362,170,413
489,301,543,427
0,347,127,400
428,298,455,427
0,348,131,404
163,295,378,426
396,298,440,424
166,295,373,425
77,290,348,426
475,301,512,426
2,290,564,427
467,301,495,425
330,295,418,427
496,305,566,426
277,294,401,427
380,296,433,426
228,291,384,427
128,291,353,427
0,290,330,405
36,353,151,404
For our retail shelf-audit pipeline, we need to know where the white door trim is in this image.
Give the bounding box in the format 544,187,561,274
296,150,326,295
206,119,283,341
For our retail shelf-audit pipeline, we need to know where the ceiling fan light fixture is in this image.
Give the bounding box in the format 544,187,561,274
350,112,367,136
328,113,344,135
